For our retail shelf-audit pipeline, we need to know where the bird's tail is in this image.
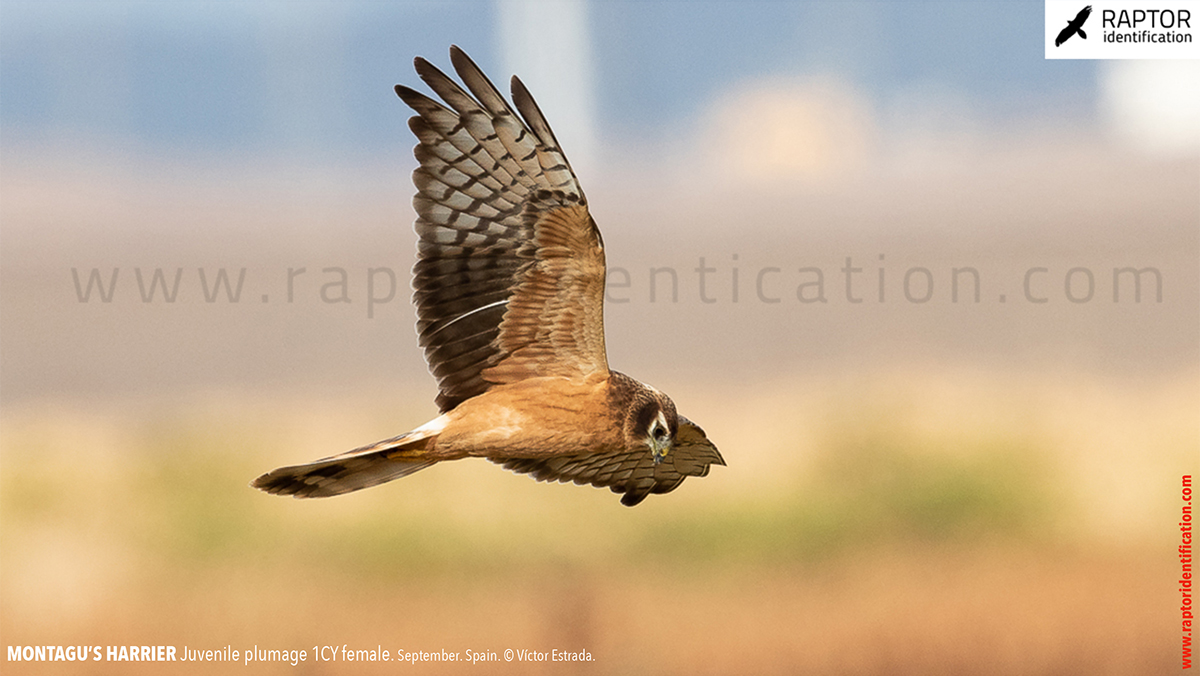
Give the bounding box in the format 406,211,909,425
251,418,444,498
1079,28,1087,39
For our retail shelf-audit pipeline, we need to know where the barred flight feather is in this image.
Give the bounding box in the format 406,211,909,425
398,46,599,412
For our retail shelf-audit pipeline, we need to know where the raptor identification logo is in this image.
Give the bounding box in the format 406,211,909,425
1045,0,1200,57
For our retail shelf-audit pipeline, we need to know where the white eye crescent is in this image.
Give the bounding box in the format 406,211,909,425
650,410,670,442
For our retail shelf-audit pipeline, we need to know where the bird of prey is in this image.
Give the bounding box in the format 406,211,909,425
252,46,724,506
1055,5,1092,46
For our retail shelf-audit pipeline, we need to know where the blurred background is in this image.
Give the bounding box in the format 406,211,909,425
1,1,1197,674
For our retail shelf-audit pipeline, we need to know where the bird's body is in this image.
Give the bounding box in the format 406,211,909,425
416,373,622,462
252,47,723,506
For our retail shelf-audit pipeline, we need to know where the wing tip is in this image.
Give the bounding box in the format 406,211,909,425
448,44,472,74
619,489,649,507
394,83,415,101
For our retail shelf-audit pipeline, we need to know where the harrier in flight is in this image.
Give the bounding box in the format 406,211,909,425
1055,5,1092,46
253,47,723,506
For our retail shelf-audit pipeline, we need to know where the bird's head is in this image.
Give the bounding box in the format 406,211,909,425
627,384,679,464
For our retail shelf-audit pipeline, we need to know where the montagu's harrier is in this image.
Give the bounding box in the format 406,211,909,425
252,47,723,506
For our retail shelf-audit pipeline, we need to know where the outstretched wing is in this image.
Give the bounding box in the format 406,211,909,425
496,417,725,506
395,46,607,413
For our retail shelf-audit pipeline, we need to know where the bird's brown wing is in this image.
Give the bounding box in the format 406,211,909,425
495,417,725,506
395,46,607,413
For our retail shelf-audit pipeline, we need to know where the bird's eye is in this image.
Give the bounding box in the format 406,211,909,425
653,425,667,440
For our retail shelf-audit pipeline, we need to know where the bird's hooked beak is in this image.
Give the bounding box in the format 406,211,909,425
651,435,670,464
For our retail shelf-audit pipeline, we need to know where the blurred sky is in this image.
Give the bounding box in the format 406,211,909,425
3,0,1197,181
2,0,1185,165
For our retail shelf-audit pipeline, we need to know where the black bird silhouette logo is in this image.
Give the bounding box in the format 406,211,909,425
1056,5,1093,46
